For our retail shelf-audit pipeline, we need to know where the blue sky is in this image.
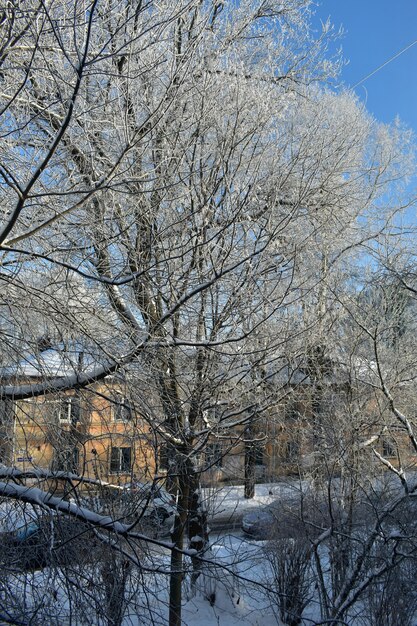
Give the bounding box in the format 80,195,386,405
314,1,417,135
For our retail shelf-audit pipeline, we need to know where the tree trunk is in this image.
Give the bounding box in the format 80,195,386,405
188,472,209,592
244,438,256,499
169,466,189,626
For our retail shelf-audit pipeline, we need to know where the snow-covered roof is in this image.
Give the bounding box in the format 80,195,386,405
1,343,113,380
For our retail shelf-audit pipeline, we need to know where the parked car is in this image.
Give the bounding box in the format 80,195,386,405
87,480,177,537
123,481,176,535
242,494,369,541
0,514,97,571
241,504,279,539
241,499,308,540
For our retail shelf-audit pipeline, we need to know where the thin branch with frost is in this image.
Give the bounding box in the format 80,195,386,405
373,333,417,454
0,0,100,245
372,447,408,492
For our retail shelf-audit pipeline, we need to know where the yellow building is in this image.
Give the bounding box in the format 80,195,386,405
0,346,156,488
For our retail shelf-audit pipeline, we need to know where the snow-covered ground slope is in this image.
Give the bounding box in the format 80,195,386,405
205,480,304,529
0,487,285,625
181,534,278,626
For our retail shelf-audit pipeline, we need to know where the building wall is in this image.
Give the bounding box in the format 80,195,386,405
9,384,156,487
5,377,415,490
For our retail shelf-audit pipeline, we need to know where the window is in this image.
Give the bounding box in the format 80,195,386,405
46,398,79,424
0,399,13,424
52,447,79,473
206,443,223,468
382,439,396,458
255,445,264,466
113,397,133,422
285,440,300,461
70,397,81,424
54,399,71,423
286,403,299,421
159,443,169,471
110,447,132,473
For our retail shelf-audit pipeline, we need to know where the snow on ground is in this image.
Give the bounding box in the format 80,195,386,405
4,479,417,624
0,485,296,625
181,533,278,626
204,480,304,526
129,532,279,626
0,500,45,531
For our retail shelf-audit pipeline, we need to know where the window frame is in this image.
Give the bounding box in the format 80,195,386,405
51,446,80,473
110,446,132,474
42,397,81,424
285,439,300,461
113,397,133,422
254,444,265,466
159,443,169,471
382,438,396,458
206,442,223,468
49,398,73,423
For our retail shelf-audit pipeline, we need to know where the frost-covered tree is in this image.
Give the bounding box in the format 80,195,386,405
0,1,416,625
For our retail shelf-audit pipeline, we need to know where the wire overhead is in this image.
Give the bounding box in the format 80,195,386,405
352,38,417,88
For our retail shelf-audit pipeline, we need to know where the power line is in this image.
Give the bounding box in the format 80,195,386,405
352,38,417,89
